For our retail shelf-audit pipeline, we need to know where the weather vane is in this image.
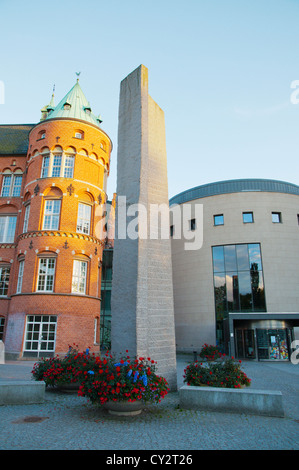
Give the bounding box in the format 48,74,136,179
75,72,81,81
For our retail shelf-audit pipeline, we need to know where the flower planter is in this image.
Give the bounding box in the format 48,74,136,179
103,400,143,416
179,385,284,417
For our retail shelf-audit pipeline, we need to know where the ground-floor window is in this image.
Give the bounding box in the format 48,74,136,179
23,315,57,358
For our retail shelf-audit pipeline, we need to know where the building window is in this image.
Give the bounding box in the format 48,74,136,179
16,260,24,294
74,131,84,139
0,317,5,340
243,212,254,223
37,258,56,292
189,218,196,231
212,243,266,351
1,173,22,197
42,200,61,230
212,243,266,314
41,154,50,178
52,154,62,177
24,315,57,356
64,155,75,178
0,265,10,296
23,204,30,233
297,214,299,225
170,225,174,237
77,203,91,235
94,317,100,345
72,260,87,294
214,214,224,226
272,212,282,223
0,215,17,243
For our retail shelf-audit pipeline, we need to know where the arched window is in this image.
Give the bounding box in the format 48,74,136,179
0,263,11,296
72,256,89,295
1,169,22,197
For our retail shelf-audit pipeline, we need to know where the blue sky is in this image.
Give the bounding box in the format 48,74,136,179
1,0,298,199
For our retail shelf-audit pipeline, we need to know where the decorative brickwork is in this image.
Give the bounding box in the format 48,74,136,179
0,82,112,358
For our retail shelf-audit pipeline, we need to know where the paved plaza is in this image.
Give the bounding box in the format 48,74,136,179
0,355,298,451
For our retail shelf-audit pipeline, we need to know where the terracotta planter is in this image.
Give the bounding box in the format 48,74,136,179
103,400,143,416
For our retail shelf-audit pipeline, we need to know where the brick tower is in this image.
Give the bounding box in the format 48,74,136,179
1,78,112,358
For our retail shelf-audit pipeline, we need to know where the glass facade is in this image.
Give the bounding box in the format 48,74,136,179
100,249,113,349
212,243,266,350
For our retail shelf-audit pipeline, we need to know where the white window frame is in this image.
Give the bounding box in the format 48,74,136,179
51,153,62,177
40,151,75,179
41,154,50,178
72,260,87,294
17,260,24,294
63,155,75,178
77,203,91,235
24,315,57,356
0,215,17,243
1,173,22,197
42,199,61,230
36,258,56,292
0,265,10,296
23,204,30,233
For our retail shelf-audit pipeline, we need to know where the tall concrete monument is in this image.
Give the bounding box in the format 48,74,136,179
111,65,177,390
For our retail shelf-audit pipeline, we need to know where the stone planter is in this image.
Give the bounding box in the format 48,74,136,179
104,400,143,416
179,385,284,417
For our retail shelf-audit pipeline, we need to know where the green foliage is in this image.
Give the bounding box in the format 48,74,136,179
199,343,223,360
183,356,251,388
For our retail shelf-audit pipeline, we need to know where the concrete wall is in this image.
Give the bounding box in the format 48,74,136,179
171,191,299,352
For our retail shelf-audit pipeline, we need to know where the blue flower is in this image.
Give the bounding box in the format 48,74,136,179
127,369,133,377
142,374,148,386
88,370,94,375
114,361,129,367
85,348,89,355
133,371,139,382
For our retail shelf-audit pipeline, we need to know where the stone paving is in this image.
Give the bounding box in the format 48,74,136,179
0,355,298,451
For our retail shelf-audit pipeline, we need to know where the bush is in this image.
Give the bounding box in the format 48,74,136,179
183,356,251,389
77,351,170,405
199,343,223,361
31,345,96,387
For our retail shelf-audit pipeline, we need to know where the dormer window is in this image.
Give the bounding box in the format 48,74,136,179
37,130,46,140
63,102,71,110
84,106,91,115
74,130,84,140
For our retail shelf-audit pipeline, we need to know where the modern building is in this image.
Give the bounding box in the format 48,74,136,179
0,79,112,359
169,179,299,360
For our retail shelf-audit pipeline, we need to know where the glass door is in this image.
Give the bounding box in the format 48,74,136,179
235,329,256,359
23,315,57,358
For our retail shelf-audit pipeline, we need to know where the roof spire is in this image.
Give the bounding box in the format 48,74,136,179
75,72,81,82
40,85,55,121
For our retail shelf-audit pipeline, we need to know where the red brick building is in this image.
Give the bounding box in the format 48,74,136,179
0,79,112,359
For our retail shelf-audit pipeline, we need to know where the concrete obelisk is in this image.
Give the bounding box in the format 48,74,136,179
110,65,177,390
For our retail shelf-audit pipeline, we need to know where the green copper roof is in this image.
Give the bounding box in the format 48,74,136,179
42,80,103,128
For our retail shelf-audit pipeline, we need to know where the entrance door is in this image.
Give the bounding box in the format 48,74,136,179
235,329,256,359
23,315,57,358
